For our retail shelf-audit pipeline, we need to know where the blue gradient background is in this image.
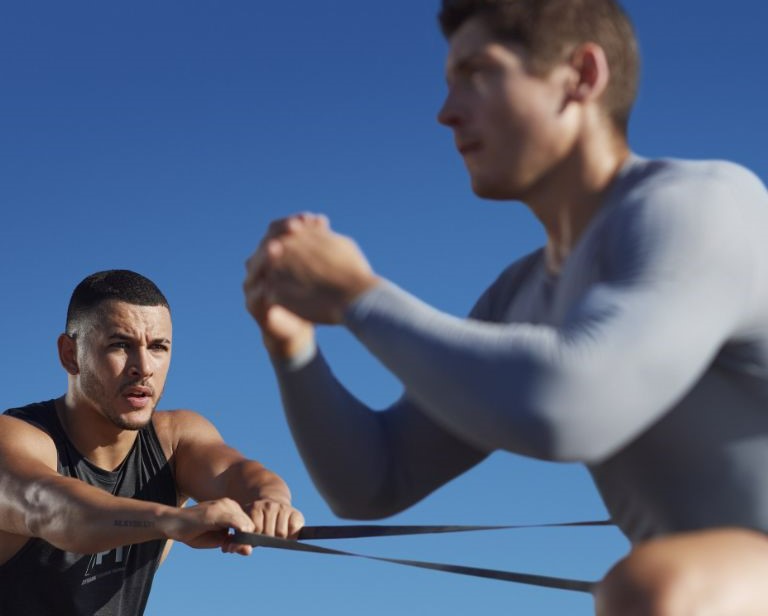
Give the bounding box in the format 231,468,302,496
1,2,766,614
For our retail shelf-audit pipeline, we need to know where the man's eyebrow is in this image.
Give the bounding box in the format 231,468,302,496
106,332,171,344
446,50,492,78
107,332,133,340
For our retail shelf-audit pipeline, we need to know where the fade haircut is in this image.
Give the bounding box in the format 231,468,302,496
438,0,639,135
65,269,170,336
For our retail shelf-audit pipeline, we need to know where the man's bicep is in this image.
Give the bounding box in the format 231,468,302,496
540,186,757,458
585,181,754,370
342,176,758,463
169,411,247,502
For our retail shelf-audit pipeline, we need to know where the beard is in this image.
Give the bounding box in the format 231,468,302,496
79,364,158,431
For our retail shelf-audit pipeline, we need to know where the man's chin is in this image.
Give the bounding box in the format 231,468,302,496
110,408,155,431
114,420,151,431
471,178,522,201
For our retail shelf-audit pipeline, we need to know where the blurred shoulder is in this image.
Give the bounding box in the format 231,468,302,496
598,155,768,243
618,155,766,207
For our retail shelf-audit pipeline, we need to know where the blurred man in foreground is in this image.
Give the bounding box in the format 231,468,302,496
245,1,768,613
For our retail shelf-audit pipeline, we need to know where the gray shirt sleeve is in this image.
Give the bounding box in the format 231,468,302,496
273,158,767,520
274,350,487,519
343,161,763,462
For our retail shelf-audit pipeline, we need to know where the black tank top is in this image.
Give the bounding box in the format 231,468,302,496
0,400,178,616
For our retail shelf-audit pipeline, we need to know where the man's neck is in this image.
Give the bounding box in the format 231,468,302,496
56,395,139,472
527,136,630,275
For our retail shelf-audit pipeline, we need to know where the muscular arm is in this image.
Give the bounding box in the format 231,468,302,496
167,410,303,536
275,352,487,519
342,165,766,462
257,160,766,517
247,216,487,519
0,415,253,555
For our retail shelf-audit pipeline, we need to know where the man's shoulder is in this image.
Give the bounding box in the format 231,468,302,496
3,400,58,436
3,399,56,417
151,409,220,446
621,155,764,202
152,408,208,425
599,155,767,239
0,404,58,464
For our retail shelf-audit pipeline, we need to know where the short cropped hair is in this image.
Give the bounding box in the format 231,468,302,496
438,0,639,135
66,269,170,335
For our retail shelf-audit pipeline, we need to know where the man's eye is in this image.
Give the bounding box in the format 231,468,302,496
151,344,169,352
455,66,487,89
110,342,129,350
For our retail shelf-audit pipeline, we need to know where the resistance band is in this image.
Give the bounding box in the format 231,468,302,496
233,519,612,593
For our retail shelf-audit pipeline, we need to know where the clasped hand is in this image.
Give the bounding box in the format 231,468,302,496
243,213,379,357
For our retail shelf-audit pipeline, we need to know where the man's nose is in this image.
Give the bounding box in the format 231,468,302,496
437,90,462,127
129,348,153,378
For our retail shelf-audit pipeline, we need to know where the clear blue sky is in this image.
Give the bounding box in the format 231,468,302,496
1,1,766,614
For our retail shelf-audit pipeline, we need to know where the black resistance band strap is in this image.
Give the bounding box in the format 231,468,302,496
232,519,612,594
297,519,613,540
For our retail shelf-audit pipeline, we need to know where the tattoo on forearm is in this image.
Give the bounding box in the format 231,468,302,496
114,520,155,528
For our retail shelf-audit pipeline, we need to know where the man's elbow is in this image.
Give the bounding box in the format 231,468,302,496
324,491,413,521
320,473,423,521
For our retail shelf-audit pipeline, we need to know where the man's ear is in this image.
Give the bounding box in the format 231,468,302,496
567,42,610,102
58,333,79,375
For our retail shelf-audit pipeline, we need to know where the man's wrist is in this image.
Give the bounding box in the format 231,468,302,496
154,504,182,540
268,337,317,370
341,273,381,313
354,272,381,298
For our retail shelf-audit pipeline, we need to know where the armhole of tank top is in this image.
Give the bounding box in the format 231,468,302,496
146,417,180,497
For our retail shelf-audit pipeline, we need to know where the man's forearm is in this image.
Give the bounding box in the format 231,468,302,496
23,474,176,553
222,460,292,506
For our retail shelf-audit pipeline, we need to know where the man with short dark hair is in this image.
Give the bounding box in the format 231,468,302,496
244,0,768,614
0,269,304,615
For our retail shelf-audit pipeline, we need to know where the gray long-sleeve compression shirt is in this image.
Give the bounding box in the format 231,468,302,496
274,155,768,543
